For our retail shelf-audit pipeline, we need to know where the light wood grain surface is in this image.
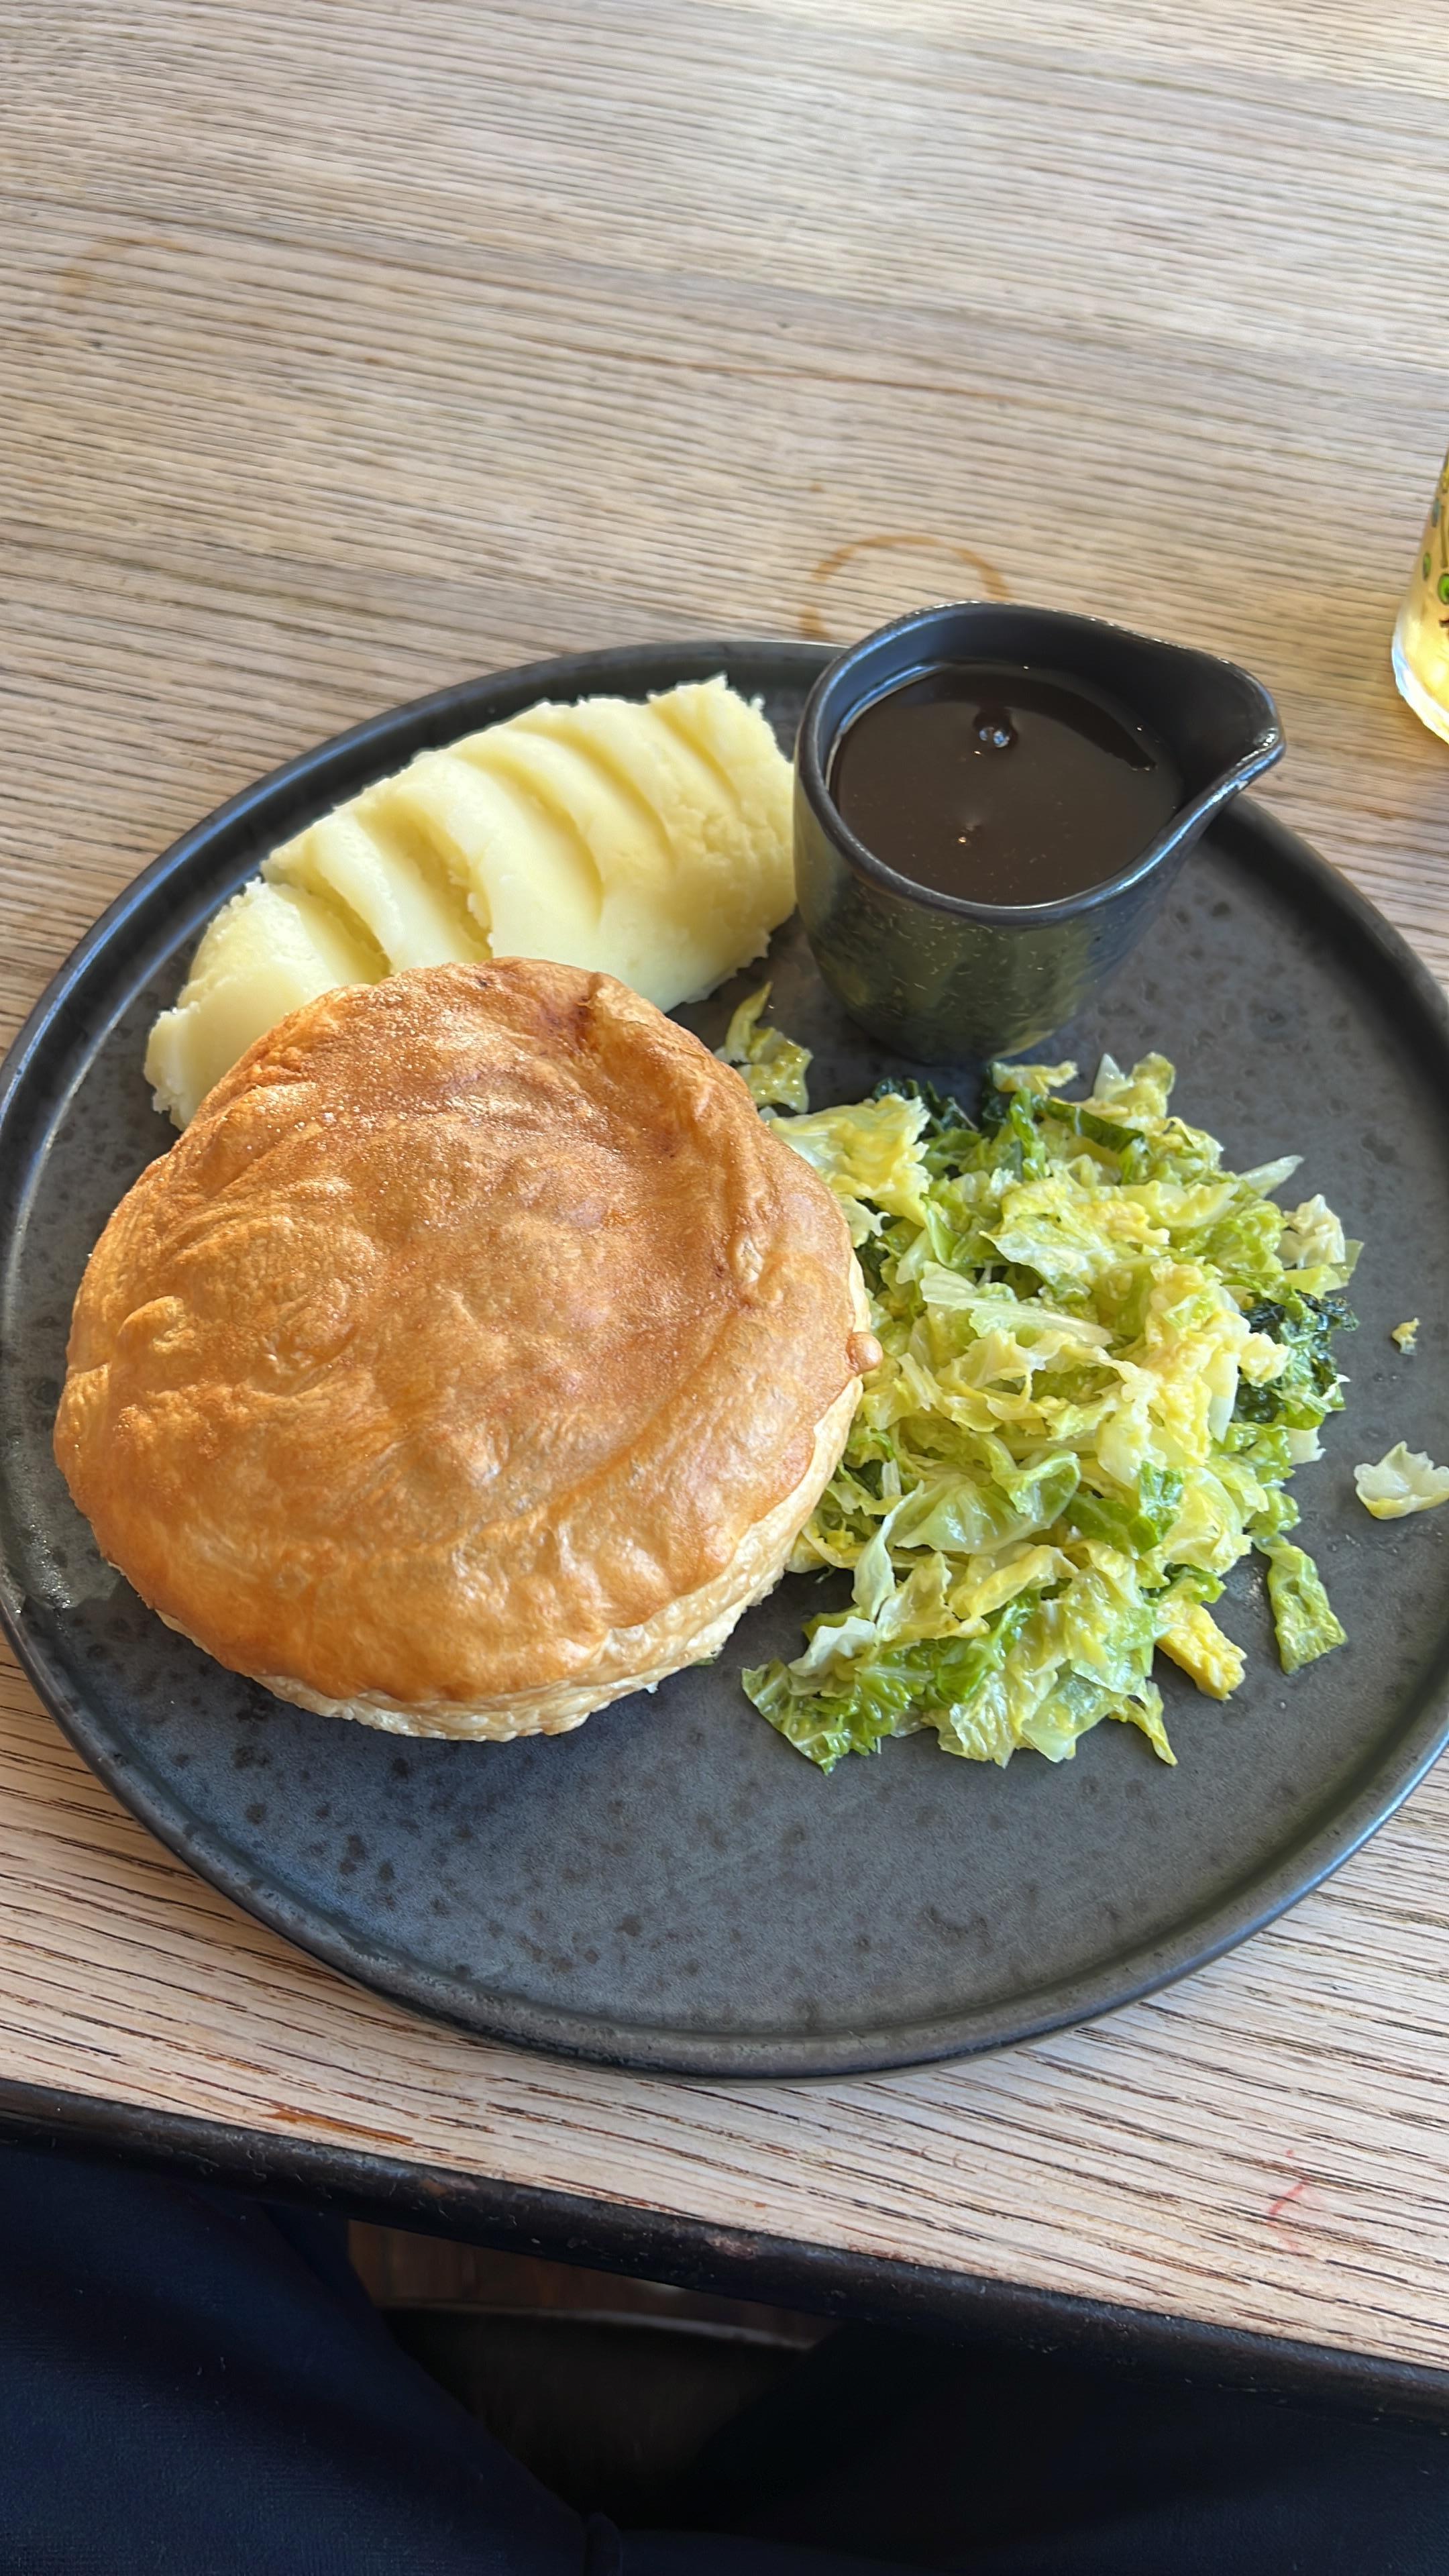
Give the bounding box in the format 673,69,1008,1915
5,0,1449,2374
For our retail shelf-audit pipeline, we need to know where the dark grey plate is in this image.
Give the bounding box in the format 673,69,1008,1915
3,638,1449,2079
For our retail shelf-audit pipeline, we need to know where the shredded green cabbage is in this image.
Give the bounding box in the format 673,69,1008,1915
1354,1443,1449,1520
717,984,812,1112
739,1020,1359,1772
1260,1540,1347,1672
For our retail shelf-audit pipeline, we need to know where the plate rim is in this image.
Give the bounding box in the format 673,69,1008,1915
5,636,1449,2079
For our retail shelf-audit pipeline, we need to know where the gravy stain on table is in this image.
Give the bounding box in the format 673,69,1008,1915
800,533,1013,640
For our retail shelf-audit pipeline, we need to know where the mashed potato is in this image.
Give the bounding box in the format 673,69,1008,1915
146,678,794,1126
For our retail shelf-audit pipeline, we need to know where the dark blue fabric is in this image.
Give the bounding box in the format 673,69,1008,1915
0,2141,1446,2575
0,2145,893,2576
0,2145,582,2575
676,2318,1449,2573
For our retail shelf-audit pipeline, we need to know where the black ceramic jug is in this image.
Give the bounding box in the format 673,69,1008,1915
794,601,1284,1063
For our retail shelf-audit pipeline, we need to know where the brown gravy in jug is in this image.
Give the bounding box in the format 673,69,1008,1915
829,663,1181,907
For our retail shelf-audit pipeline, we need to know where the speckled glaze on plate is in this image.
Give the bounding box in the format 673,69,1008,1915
3,639,1449,2079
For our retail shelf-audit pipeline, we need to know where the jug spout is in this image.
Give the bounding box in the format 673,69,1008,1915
1083,616,1285,843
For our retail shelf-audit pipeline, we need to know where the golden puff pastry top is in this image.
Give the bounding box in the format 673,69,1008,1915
56,960,867,1711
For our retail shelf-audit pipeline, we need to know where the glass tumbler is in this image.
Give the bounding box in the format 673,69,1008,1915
1393,445,1449,745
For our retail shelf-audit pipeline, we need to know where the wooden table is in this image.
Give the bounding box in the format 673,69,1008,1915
6,0,1449,2410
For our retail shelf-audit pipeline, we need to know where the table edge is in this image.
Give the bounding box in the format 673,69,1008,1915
3,2071,1445,2423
